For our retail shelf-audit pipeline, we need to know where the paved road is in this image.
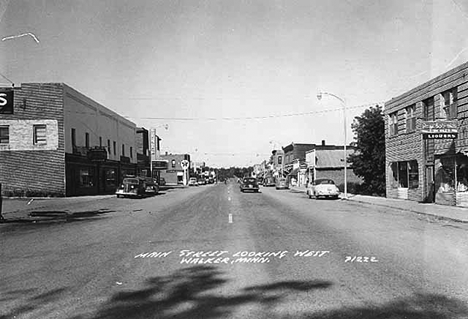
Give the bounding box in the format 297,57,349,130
1,182,468,319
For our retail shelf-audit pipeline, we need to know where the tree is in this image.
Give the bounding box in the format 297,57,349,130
348,105,386,195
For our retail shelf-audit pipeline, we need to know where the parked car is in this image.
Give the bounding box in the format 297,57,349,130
189,177,199,186
116,177,159,198
240,177,260,193
275,177,289,190
306,178,340,199
198,178,207,185
263,177,276,187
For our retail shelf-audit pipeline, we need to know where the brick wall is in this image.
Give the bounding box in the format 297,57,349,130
0,83,65,196
385,61,468,203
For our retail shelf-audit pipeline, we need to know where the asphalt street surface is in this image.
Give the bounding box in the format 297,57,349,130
1,181,468,319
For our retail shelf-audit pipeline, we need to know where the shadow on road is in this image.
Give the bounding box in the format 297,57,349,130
0,287,67,319
70,265,332,319
67,265,468,319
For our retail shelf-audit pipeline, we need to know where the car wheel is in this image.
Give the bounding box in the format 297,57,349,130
116,194,122,198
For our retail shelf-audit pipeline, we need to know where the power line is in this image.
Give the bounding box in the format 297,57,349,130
125,102,385,121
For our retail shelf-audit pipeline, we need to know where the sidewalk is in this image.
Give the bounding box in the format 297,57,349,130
289,185,468,223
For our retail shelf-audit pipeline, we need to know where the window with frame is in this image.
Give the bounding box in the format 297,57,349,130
113,141,116,155
122,144,125,156
79,167,94,187
33,125,47,145
71,128,76,148
390,160,419,189
389,112,398,136
405,105,416,132
85,132,89,148
0,126,9,144
130,146,133,158
99,136,102,147
441,88,457,120
107,139,111,154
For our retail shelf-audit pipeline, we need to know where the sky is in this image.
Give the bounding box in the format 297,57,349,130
1,0,468,167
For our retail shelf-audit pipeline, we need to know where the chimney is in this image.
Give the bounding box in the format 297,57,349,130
321,140,325,146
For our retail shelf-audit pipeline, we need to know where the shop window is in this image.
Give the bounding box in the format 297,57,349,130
435,159,455,193
389,112,398,136
405,105,416,132
33,124,47,145
408,160,419,189
0,126,9,144
105,169,116,188
390,161,419,189
441,88,457,120
79,168,94,187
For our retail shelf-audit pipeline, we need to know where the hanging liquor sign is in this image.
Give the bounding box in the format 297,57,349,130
87,147,108,162
421,120,458,139
0,89,14,114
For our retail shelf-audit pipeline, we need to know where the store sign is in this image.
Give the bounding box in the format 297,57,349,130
421,120,458,140
87,147,108,162
423,133,458,139
0,90,14,114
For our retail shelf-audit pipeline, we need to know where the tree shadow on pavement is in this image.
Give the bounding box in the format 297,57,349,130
74,265,332,319
72,265,468,319
0,287,67,319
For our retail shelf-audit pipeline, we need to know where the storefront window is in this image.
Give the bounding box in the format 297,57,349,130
435,158,455,193
79,168,94,187
408,160,419,189
390,161,419,189
105,169,116,187
457,163,468,192
398,162,408,188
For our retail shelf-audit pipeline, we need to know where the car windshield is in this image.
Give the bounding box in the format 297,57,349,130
123,178,139,184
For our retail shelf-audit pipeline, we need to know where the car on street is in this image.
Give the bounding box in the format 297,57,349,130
188,177,199,186
240,177,260,193
263,176,276,187
275,177,289,190
116,177,159,198
306,178,340,199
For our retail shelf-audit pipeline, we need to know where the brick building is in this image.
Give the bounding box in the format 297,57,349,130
159,153,191,185
385,61,468,207
0,83,142,196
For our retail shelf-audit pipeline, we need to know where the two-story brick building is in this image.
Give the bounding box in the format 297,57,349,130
0,83,141,196
385,61,468,207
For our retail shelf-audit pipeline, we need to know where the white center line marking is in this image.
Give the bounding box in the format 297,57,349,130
228,214,233,223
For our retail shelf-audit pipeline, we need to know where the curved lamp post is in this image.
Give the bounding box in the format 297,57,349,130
317,92,348,199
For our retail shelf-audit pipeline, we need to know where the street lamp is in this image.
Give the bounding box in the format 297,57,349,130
317,91,348,199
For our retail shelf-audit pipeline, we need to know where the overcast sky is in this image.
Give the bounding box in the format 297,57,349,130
1,0,468,167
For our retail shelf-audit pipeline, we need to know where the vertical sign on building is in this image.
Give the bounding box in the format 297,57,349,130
150,128,156,162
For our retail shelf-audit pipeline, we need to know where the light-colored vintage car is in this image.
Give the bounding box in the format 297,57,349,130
306,178,340,199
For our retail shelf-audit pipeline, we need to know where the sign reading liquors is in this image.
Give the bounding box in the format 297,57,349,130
0,90,14,114
421,120,458,139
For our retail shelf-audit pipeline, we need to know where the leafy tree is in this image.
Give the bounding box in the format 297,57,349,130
348,105,386,195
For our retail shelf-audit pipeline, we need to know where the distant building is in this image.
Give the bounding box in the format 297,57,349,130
0,83,139,196
305,143,361,190
159,153,191,185
282,142,316,186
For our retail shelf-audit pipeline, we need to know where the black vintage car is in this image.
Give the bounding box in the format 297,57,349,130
240,177,260,193
116,177,159,198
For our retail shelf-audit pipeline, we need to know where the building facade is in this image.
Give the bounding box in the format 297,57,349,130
0,83,139,196
159,153,191,185
385,61,468,207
